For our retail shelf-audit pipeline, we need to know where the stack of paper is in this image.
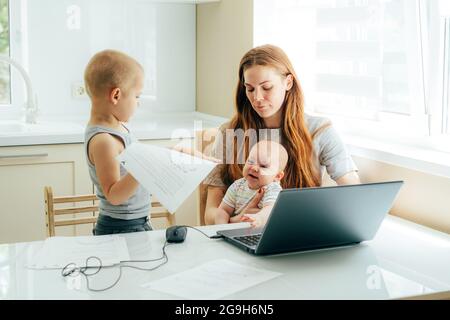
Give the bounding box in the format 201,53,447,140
117,143,217,213
27,235,130,269
142,259,282,299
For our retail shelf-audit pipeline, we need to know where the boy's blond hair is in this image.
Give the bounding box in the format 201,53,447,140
84,49,143,98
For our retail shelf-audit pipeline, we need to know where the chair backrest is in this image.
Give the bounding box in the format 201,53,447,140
44,186,175,237
44,186,98,237
195,128,218,226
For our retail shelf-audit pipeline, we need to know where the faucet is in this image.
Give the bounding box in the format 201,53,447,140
0,55,38,124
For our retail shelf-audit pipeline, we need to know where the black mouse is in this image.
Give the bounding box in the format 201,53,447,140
165,226,187,243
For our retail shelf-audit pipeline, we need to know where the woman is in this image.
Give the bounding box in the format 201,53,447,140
203,44,360,225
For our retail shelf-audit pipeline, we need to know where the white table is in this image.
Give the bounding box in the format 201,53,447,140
1,215,449,300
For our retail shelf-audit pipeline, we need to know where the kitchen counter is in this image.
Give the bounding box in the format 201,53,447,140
0,112,228,147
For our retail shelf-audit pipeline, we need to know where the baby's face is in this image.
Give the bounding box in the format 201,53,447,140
243,144,283,190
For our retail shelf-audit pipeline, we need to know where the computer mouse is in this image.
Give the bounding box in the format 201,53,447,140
165,226,187,243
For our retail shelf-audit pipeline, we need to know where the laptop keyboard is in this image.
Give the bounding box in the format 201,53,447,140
234,234,262,247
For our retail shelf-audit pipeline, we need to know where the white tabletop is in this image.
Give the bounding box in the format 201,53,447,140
0,215,449,300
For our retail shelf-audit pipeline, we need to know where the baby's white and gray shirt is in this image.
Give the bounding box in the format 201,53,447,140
222,178,282,216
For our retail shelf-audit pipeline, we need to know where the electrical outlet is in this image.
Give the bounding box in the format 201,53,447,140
71,82,87,99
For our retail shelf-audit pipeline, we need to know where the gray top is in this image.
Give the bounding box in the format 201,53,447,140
84,124,151,220
203,114,357,187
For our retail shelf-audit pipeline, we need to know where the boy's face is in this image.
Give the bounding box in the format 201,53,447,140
113,72,144,122
243,144,283,190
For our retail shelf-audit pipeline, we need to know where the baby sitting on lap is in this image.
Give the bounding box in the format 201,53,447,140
215,140,288,228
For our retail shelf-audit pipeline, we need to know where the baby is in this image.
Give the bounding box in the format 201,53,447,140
215,140,288,228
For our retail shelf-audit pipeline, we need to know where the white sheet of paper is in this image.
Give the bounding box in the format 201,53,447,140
27,235,130,269
141,259,282,299
116,143,217,213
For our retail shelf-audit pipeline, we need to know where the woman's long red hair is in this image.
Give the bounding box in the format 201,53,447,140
221,44,323,189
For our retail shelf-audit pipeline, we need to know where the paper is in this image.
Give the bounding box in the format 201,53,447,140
27,235,130,269
141,259,282,299
117,143,217,213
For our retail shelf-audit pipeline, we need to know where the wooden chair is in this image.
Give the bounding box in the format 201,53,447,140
44,186,176,237
195,128,218,226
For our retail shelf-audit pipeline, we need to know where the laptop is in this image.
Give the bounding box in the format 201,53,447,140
217,181,403,255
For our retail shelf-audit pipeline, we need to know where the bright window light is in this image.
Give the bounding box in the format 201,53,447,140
254,0,450,142
0,0,10,105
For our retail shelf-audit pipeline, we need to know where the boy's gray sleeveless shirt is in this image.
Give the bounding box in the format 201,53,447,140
84,125,150,220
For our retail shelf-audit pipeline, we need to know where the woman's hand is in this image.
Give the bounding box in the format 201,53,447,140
241,204,272,228
216,188,265,225
336,171,361,185
241,213,266,228
229,213,245,223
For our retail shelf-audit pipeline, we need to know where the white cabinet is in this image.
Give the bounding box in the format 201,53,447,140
0,139,200,244
0,144,92,244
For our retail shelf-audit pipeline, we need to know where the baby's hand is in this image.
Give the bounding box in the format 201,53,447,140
240,188,265,215
241,213,266,228
229,212,245,223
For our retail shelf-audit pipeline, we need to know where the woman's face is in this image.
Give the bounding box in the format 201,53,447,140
243,65,293,126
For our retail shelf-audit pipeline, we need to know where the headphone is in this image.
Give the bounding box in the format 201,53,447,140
61,226,222,292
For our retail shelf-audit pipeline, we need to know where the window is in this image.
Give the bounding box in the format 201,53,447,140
444,17,450,134
0,0,10,105
254,0,450,148
436,0,450,135
0,0,34,118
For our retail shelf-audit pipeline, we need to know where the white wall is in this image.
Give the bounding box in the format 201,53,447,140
196,0,253,118
25,0,196,118
354,156,450,234
322,154,450,234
